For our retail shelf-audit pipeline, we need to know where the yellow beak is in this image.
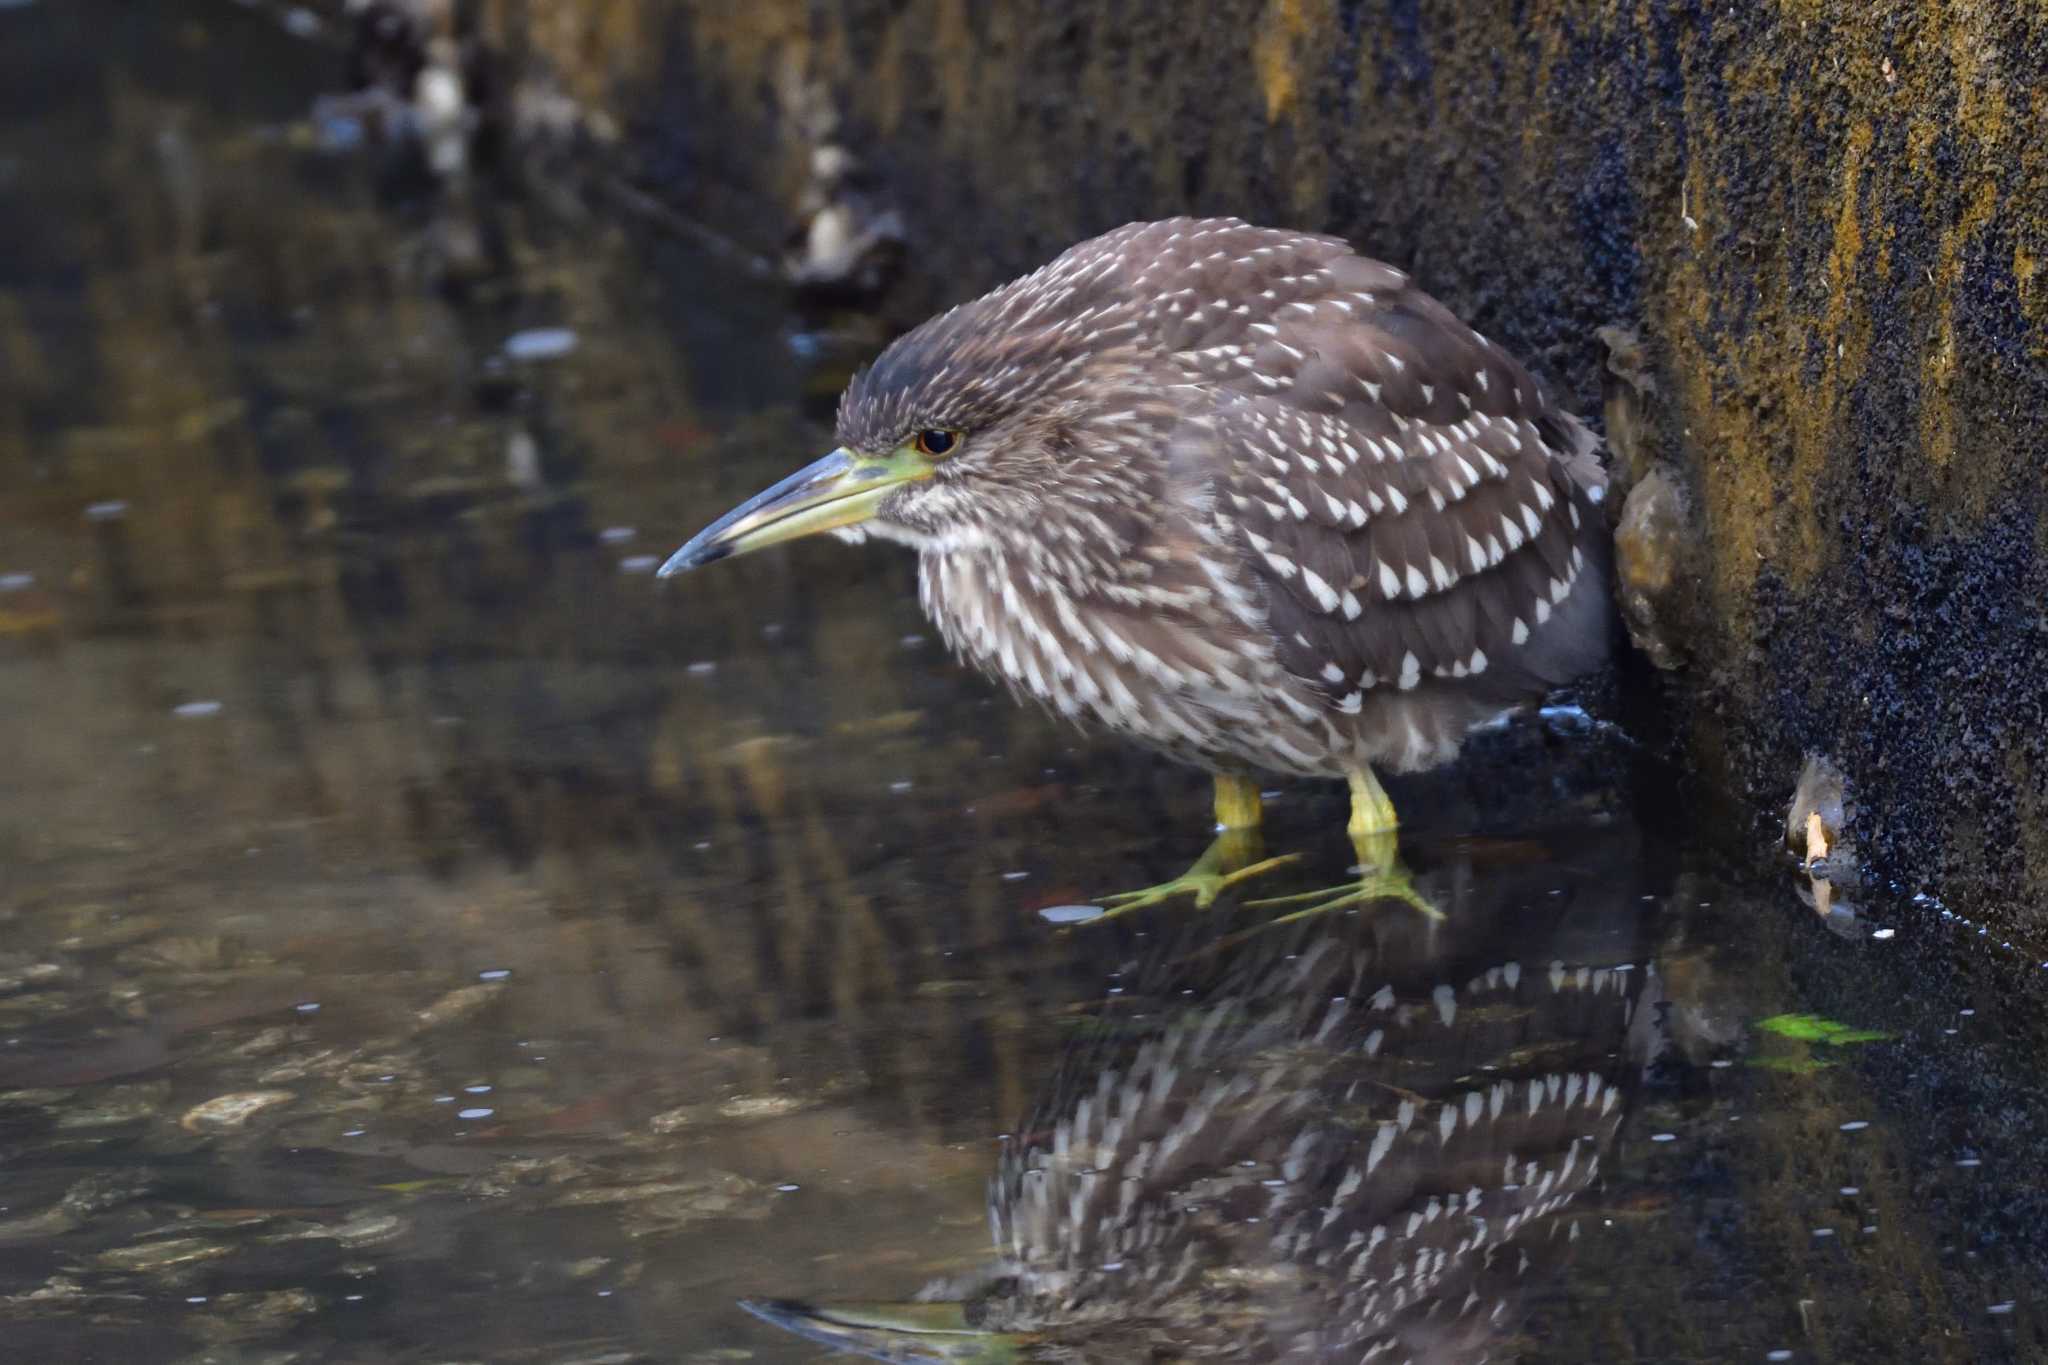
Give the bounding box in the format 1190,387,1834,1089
657,446,934,577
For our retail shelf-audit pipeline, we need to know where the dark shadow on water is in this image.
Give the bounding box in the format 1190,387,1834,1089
0,3,2044,1361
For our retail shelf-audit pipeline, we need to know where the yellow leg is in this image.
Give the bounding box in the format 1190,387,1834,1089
1348,766,1398,838
1246,765,1441,925
1214,772,1263,831
1087,774,1298,921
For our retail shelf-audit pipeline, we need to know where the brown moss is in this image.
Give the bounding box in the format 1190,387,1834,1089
1252,0,1311,123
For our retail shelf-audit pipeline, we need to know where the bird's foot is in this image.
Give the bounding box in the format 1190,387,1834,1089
1244,828,1441,928
1088,829,1298,922
1244,865,1442,928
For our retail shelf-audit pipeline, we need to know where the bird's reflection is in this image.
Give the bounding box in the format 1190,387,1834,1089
746,822,1664,1362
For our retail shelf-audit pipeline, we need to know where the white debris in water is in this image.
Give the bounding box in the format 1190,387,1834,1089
1038,905,1104,925
504,327,579,361
1871,927,1896,940
1989,1302,2016,1315
1839,1120,1871,1132
0,572,33,591
457,1107,494,1120
463,1084,492,1095
776,1183,802,1193
173,700,223,718
685,661,717,676
1766,1352,1794,1361
294,1001,320,1013
85,500,129,521
1001,870,1030,881
889,780,914,793
598,526,637,544
1650,1133,1677,1143
478,969,511,981
1840,1187,1860,1195
617,555,659,574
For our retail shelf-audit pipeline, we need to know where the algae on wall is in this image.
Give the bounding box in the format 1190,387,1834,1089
489,0,2048,931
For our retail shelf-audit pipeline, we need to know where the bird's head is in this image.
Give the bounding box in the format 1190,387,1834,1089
659,248,1170,578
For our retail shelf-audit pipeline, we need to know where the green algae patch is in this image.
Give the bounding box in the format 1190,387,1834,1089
1756,1013,1895,1047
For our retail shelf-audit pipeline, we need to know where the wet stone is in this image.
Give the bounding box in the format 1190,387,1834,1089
716,1093,810,1121
187,1288,321,1343
115,935,261,974
180,1090,297,1132
55,1081,172,1130
97,1236,236,1273
256,1048,353,1084
0,959,71,996
413,983,503,1029
550,1171,770,1237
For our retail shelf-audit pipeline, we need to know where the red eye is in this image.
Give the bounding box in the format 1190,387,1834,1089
913,429,959,457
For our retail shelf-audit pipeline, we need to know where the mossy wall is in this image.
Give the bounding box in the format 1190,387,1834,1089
495,0,2048,928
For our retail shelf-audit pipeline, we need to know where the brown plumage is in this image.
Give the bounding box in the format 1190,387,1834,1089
834,217,1609,781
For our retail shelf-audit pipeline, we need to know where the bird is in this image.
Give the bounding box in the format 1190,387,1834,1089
736,835,1655,1363
660,217,1612,916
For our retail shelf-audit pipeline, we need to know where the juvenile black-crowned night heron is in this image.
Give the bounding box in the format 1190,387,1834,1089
662,218,1610,914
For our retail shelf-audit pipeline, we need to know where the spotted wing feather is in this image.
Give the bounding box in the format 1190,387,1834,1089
1177,254,1607,709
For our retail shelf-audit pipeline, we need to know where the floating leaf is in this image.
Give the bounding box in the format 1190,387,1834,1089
1755,1013,1894,1046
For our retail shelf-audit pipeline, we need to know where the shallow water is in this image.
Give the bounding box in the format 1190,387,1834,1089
2,4,2044,1362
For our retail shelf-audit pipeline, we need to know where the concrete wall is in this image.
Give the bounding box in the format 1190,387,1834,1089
489,0,2047,926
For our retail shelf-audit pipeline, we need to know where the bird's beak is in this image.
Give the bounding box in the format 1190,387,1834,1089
738,1298,1023,1363
657,446,933,577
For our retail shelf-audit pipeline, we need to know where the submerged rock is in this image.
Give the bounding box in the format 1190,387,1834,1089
180,1090,297,1132
97,1236,235,1273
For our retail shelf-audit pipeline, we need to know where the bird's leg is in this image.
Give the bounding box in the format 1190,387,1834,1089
1088,774,1299,920
1246,767,1442,925
1347,764,1398,839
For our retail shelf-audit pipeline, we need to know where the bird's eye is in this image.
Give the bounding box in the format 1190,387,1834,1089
913,429,959,458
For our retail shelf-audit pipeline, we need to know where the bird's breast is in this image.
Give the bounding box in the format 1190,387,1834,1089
917,548,1344,775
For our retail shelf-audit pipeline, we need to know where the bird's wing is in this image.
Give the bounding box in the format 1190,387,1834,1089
1157,243,1604,708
